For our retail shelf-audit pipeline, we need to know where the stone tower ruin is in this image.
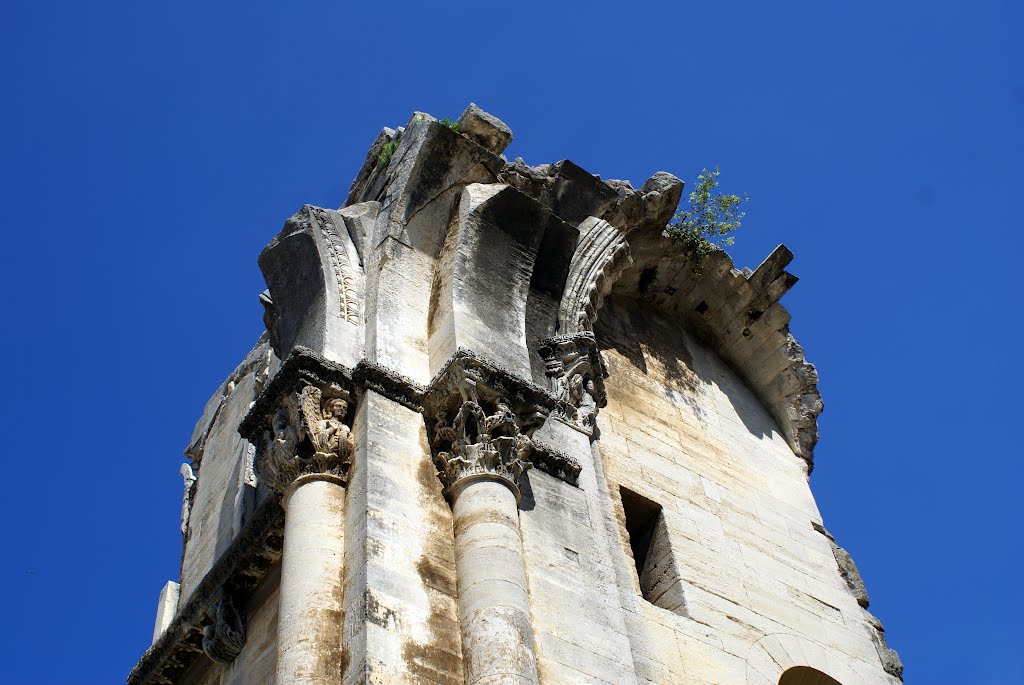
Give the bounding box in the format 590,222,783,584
129,105,902,685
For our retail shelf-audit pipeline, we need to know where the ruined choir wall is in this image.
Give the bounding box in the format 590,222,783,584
592,296,899,684
130,104,901,685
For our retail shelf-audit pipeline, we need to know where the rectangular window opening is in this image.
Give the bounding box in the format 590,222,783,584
620,486,687,615
621,486,663,581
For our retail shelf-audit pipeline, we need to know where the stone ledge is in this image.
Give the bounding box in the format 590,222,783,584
127,498,284,685
239,347,581,488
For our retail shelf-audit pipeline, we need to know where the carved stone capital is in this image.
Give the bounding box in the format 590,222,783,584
241,348,356,494
425,351,564,501
425,350,558,436
257,382,354,493
201,593,246,665
537,332,607,434
432,400,533,501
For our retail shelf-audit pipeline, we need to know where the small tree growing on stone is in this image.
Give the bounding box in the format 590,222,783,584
665,166,747,263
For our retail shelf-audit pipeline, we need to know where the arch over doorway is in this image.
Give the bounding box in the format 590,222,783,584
779,666,843,685
745,632,898,685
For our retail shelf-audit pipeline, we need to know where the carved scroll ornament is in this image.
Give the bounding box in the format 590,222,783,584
201,594,246,665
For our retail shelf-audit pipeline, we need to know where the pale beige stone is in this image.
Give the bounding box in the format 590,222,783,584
151,581,179,644
276,478,346,685
130,107,901,685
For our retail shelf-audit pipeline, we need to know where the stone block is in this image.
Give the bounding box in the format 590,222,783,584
455,103,513,155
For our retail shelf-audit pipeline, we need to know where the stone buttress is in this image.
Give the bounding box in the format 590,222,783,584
129,105,901,685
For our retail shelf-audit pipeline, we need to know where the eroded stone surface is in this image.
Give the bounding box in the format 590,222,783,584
132,105,898,685
456,103,513,155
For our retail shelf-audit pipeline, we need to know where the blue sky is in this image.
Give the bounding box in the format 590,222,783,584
2,2,1021,683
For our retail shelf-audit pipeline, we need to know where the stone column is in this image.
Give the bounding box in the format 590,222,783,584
256,381,355,685
435,397,540,685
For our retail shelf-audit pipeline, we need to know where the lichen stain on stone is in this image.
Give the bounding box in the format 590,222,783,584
427,214,458,338
416,555,457,603
338,646,349,680
401,639,463,685
453,507,517,537
416,437,443,497
364,590,398,629
398,558,463,682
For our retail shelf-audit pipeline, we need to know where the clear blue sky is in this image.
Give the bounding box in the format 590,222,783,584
2,2,1021,683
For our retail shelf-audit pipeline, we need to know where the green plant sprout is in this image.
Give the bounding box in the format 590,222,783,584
377,140,399,169
439,117,461,132
665,166,748,264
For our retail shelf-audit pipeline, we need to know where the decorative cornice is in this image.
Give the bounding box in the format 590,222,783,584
352,360,426,411
127,498,284,685
239,347,354,442
530,440,581,486
424,347,565,422
238,347,581,495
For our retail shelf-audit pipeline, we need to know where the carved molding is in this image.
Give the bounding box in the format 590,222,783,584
557,216,632,334
529,440,582,486
179,464,197,538
352,360,426,411
201,593,246,664
308,206,360,324
128,498,284,685
538,332,607,435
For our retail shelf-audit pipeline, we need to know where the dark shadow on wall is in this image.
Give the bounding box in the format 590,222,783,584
778,666,843,685
594,294,778,443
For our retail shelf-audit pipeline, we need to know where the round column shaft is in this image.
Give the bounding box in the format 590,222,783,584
276,476,346,685
451,477,539,685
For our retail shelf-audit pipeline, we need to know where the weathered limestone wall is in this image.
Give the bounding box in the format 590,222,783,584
593,295,897,685
132,105,899,685
520,418,638,684
179,338,273,603
221,566,280,685
342,390,464,684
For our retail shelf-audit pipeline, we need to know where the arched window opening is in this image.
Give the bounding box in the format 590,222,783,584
778,666,843,685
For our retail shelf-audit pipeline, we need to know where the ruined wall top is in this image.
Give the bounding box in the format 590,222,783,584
259,103,822,467
132,104,836,685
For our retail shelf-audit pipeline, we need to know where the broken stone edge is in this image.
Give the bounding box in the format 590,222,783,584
495,155,821,469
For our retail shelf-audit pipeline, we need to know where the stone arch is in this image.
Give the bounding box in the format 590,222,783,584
352,115,506,384
578,217,822,467
258,204,367,368
556,216,631,334
745,633,893,685
778,666,843,685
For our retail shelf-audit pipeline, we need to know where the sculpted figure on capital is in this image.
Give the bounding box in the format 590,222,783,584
259,381,355,492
